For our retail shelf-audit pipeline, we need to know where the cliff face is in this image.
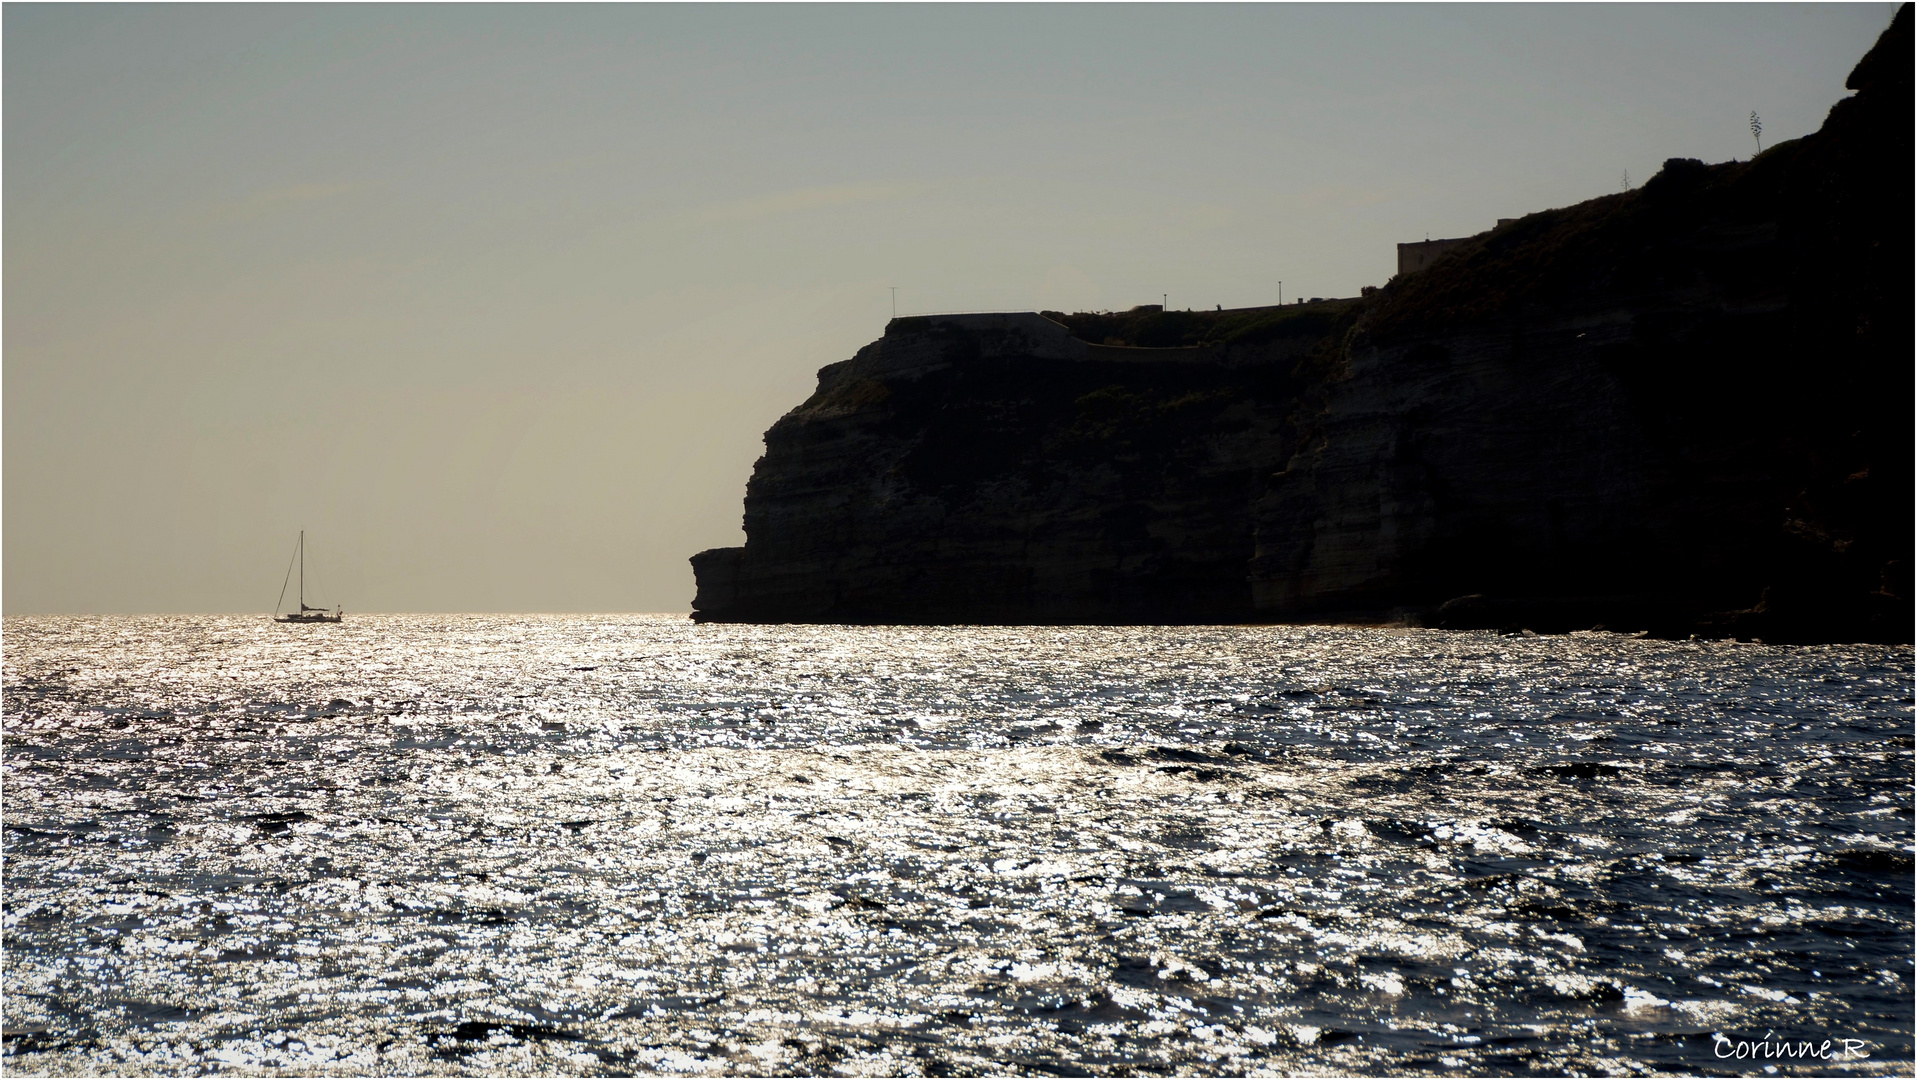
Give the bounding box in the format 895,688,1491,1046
692,312,1330,623
1253,4,1911,642
692,7,1911,641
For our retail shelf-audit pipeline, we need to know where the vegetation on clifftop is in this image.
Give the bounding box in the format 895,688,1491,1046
1041,302,1355,349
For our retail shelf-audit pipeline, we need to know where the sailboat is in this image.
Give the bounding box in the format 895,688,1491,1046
274,531,343,623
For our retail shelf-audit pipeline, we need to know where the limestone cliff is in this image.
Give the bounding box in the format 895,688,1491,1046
1251,4,1910,642
691,311,1328,623
692,6,1910,642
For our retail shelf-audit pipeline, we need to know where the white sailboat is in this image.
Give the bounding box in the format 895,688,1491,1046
273,530,343,623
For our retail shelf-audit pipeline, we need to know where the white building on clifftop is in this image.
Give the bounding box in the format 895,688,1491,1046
1397,219,1517,276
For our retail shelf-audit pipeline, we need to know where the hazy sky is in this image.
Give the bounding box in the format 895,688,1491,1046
4,3,1897,614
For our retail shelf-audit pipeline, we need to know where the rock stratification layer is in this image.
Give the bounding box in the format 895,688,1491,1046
693,7,1910,642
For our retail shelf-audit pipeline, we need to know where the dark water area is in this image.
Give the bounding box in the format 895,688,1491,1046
3,615,1911,1076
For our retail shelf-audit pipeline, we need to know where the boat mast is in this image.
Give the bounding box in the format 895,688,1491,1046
299,530,305,611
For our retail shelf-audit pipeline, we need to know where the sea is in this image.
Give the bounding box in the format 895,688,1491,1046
2,614,1911,1077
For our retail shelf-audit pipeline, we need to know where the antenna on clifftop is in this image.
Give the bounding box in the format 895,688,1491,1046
890,286,897,318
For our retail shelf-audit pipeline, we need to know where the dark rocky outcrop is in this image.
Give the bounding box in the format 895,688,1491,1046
692,7,1911,642
691,310,1333,624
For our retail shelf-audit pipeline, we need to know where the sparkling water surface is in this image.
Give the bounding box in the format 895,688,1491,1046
3,614,1911,1076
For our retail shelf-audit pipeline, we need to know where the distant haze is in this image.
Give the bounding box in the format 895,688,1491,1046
4,3,1895,614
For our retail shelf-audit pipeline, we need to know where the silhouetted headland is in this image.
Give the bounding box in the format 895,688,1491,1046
692,6,1911,643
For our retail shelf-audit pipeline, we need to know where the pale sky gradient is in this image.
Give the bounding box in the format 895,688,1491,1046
4,3,1897,614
